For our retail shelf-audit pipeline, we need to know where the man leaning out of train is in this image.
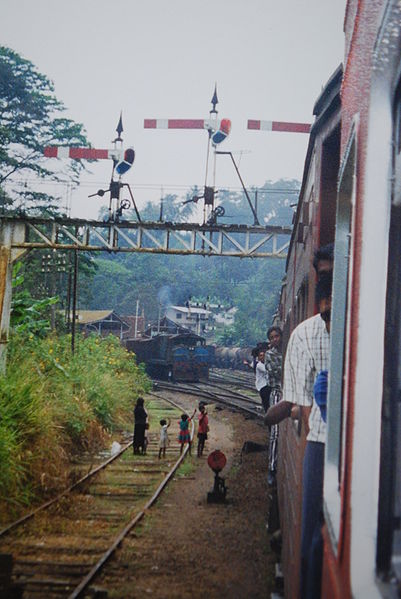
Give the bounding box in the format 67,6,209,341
265,272,332,599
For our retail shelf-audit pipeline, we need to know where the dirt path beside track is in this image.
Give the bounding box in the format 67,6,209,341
97,394,275,599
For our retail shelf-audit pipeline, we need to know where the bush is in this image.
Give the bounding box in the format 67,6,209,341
0,332,151,512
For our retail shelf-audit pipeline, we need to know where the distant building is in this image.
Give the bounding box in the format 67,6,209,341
213,306,237,327
202,303,238,339
143,316,194,338
120,314,145,339
165,305,211,336
71,310,130,339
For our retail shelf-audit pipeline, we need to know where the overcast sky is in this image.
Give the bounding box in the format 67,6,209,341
2,0,347,219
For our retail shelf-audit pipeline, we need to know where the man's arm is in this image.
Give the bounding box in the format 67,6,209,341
264,402,308,426
264,400,293,425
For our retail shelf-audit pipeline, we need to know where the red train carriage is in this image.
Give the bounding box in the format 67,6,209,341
277,65,341,599
322,2,401,597
275,1,401,597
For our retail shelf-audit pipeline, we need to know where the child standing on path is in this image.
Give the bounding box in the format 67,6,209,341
178,409,196,455
158,418,171,459
197,402,209,457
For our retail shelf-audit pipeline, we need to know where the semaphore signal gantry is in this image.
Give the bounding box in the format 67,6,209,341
145,85,235,225
44,113,141,223
0,103,300,370
145,85,311,227
33,104,293,259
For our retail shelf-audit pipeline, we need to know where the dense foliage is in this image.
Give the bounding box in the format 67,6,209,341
0,260,150,512
0,333,150,510
0,46,89,214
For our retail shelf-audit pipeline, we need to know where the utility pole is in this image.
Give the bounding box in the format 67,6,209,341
41,250,67,330
159,187,164,222
0,222,27,372
71,249,78,354
157,303,161,334
134,299,139,339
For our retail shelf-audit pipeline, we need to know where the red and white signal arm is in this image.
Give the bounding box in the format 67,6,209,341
144,118,231,135
247,120,311,133
43,146,123,160
44,145,135,175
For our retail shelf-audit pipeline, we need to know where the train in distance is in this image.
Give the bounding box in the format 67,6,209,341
125,331,210,382
125,335,256,381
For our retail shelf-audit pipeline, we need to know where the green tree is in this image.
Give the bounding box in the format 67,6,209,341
10,262,58,336
16,250,97,329
0,46,90,215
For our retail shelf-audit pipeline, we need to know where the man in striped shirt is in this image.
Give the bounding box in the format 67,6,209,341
266,273,332,599
264,243,333,430
265,240,334,598
282,286,330,443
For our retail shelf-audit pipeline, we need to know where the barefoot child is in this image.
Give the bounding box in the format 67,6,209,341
158,418,170,459
178,410,196,455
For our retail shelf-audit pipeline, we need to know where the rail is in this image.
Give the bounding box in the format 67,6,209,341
69,393,195,599
0,440,134,538
0,394,193,598
154,379,264,419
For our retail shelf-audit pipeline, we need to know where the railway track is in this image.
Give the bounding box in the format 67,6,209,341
0,395,193,599
209,368,256,391
153,376,264,420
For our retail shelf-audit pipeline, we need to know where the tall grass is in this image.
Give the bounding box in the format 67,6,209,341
0,332,151,514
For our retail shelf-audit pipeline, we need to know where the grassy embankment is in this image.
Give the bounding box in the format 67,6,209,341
0,332,151,516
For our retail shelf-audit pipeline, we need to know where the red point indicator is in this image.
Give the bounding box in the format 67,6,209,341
207,450,227,473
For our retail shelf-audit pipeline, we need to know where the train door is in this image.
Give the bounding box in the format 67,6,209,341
377,80,401,587
324,128,355,545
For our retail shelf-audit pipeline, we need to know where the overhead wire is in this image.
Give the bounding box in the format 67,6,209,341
5,178,300,194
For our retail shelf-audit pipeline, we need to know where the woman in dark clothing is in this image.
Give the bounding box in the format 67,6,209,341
133,397,148,455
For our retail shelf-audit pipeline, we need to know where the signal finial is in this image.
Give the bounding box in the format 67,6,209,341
210,84,218,115
115,112,124,141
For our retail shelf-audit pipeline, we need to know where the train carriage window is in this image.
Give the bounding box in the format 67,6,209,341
324,131,355,546
377,82,401,583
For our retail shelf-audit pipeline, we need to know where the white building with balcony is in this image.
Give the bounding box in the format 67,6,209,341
165,305,211,336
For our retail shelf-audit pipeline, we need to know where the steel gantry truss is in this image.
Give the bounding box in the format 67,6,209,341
1,216,291,258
